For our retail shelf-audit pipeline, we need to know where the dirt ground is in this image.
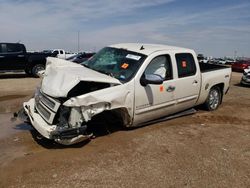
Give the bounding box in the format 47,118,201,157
0,72,249,188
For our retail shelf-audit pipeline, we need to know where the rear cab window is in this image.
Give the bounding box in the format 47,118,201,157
175,53,196,78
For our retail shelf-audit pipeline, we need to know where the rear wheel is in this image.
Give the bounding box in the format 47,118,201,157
32,64,45,77
204,87,221,111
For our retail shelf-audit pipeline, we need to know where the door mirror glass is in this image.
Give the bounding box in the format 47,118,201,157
140,74,163,86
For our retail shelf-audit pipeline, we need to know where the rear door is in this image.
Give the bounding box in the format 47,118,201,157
134,53,178,125
173,53,201,110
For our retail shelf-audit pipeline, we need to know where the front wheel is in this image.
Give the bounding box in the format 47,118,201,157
32,64,45,78
204,87,221,111
24,68,32,76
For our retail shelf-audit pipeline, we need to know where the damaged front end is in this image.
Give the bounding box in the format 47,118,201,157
20,89,93,145
19,57,133,145
20,82,132,145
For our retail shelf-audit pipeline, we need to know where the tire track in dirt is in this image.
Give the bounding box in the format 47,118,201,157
194,113,250,126
0,95,27,102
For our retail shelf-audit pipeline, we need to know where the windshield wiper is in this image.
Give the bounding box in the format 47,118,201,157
81,64,90,68
95,69,114,77
82,64,114,78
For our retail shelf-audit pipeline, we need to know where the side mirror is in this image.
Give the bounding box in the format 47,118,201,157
140,74,163,86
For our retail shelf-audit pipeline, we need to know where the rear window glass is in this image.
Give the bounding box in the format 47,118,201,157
176,53,196,78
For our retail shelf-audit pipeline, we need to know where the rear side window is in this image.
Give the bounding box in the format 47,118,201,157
6,44,23,53
0,44,2,53
60,50,63,54
176,53,196,78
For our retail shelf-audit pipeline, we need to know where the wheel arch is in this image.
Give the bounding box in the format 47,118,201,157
94,107,133,127
211,83,224,104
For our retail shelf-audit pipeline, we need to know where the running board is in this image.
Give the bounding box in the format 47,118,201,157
141,108,197,126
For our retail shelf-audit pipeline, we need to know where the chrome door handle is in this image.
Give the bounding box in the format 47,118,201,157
167,85,175,92
0,56,4,58
18,55,24,57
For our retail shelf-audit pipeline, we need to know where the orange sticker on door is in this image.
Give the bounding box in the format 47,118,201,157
121,63,129,69
182,61,187,68
160,85,164,92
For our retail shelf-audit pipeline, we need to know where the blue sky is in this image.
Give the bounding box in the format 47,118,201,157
0,0,249,57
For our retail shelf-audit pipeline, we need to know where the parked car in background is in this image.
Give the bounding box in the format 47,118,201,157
217,58,227,65
66,52,95,64
51,49,76,59
241,68,250,86
0,43,55,77
224,58,235,65
231,60,250,72
208,58,220,64
197,54,209,63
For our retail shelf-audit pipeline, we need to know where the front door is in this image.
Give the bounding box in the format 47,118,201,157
134,54,178,126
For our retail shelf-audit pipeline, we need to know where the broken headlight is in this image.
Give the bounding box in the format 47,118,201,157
58,106,71,129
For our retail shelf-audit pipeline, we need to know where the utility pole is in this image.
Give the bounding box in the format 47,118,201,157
234,50,237,61
77,31,80,53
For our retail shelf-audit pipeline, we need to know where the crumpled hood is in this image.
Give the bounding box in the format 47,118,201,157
41,57,121,98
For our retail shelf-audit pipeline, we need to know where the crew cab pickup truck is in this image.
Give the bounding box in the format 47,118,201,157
19,43,231,145
0,43,55,77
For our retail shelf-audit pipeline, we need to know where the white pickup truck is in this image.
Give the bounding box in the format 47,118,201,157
52,49,76,59
19,43,231,145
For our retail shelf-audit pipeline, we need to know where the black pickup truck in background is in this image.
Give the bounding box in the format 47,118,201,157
0,43,56,77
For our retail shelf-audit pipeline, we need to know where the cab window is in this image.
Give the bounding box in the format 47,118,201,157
144,55,172,80
175,53,196,78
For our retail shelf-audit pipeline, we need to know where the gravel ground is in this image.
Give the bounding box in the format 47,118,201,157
0,72,249,188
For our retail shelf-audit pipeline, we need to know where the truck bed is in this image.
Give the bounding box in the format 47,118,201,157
199,63,229,73
197,63,231,106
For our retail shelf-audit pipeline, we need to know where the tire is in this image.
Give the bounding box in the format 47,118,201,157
204,87,221,111
24,68,32,76
32,64,45,78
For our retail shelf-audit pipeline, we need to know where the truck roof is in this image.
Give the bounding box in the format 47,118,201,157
110,43,193,56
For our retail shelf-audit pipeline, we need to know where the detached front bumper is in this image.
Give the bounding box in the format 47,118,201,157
21,98,91,145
